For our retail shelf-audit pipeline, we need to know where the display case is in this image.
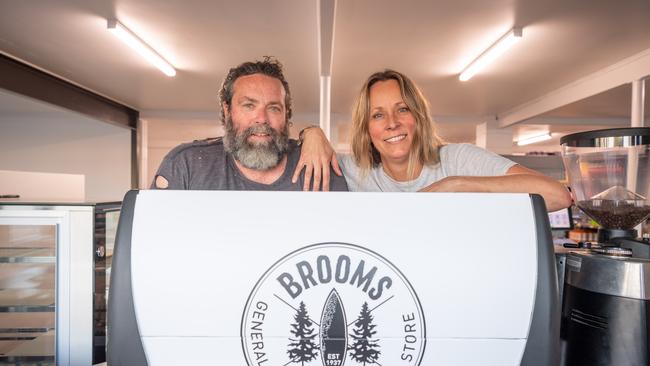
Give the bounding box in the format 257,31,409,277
0,201,120,365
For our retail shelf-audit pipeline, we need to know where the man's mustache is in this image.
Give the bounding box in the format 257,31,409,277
240,124,276,141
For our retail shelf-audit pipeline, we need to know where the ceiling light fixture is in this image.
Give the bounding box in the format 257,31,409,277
107,19,176,77
516,132,552,146
459,27,522,82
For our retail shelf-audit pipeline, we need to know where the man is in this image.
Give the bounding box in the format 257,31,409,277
152,57,347,191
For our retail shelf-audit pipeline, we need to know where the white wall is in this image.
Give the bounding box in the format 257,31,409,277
0,169,85,201
0,114,132,202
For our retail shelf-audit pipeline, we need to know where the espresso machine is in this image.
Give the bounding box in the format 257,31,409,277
560,127,650,365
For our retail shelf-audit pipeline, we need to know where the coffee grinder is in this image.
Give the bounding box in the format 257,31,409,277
559,127,650,365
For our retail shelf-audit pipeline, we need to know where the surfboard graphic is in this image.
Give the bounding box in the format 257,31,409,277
320,289,347,366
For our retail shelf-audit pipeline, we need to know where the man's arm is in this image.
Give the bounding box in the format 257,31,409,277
418,164,572,212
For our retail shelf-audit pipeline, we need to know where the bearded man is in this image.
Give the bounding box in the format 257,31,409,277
152,57,348,191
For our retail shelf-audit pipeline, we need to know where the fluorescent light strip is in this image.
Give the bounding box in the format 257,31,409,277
516,132,552,146
107,19,176,77
459,27,522,82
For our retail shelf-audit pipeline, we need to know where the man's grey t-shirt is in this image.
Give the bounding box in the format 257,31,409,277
339,143,516,192
153,138,348,191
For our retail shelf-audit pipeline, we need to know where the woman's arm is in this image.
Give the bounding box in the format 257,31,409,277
291,127,342,191
418,164,572,212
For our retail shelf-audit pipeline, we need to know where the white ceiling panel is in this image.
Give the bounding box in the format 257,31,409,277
331,0,650,116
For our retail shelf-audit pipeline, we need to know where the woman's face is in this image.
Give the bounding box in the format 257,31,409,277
367,79,417,165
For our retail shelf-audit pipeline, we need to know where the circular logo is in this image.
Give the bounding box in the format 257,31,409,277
241,242,426,365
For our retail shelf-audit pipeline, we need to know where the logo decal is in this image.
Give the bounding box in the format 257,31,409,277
241,243,426,365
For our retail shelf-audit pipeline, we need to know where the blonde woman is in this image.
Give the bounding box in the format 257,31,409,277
293,69,571,211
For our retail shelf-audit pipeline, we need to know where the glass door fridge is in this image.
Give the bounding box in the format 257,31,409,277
0,201,120,365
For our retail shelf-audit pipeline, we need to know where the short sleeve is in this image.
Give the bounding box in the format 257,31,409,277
151,149,190,189
337,154,370,191
441,143,516,177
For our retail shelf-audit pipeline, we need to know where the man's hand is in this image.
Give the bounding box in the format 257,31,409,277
292,127,342,191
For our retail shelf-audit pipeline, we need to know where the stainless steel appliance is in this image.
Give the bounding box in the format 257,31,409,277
560,127,650,365
563,251,650,365
553,244,590,305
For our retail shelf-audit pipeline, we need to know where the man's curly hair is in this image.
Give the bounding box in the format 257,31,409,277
218,56,292,123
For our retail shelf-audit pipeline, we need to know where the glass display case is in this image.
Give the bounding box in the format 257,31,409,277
0,223,56,365
0,201,120,365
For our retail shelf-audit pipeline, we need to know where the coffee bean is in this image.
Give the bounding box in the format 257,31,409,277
577,200,650,229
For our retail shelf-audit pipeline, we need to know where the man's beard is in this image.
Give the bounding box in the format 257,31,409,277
223,116,290,170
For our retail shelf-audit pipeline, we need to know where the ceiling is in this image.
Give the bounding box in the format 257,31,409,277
1,0,649,151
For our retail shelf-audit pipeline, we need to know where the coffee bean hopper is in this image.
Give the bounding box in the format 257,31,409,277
559,127,650,365
561,127,650,254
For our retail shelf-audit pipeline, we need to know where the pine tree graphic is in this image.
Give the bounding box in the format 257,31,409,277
348,302,381,365
287,301,319,365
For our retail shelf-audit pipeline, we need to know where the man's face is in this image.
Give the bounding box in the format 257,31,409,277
223,73,289,170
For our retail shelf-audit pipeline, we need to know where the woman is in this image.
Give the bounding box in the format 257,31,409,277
292,69,572,211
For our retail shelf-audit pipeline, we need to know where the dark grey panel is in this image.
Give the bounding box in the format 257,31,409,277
107,190,148,366
521,194,561,366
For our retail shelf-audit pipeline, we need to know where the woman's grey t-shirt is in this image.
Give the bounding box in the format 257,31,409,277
338,143,517,192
